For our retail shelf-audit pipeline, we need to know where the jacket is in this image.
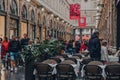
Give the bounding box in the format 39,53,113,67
88,33,101,58
1,41,9,59
101,46,109,61
8,40,21,52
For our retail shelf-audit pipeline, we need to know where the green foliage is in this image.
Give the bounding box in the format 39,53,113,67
23,39,65,61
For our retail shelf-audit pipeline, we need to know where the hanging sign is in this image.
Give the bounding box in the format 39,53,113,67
78,17,86,28
70,4,80,20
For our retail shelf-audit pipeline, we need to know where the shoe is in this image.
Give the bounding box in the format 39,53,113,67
10,68,13,72
15,67,17,71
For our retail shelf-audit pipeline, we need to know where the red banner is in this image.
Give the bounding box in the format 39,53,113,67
78,17,86,28
70,4,80,20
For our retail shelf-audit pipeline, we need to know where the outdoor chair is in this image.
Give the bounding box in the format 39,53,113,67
60,54,69,59
81,58,92,65
60,60,75,64
73,54,82,59
71,56,80,59
80,58,92,72
83,65,103,80
50,57,61,63
105,65,120,80
35,63,53,80
42,59,57,64
107,61,120,65
88,61,103,65
56,64,76,80
66,58,77,64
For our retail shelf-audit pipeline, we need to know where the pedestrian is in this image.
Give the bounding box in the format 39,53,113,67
72,40,76,54
101,40,109,64
75,40,81,53
88,31,101,61
66,40,73,55
21,33,30,49
80,40,88,53
1,37,9,70
8,35,21,72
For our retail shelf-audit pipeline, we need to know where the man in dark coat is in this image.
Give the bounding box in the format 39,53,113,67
88,31,101,61
9,35,21,71
21,34,30,48
75,41,81,53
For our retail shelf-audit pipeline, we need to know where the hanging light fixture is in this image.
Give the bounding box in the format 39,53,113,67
51,14,54,17
62,20,64,23
42,8,45,12
57,17,59,20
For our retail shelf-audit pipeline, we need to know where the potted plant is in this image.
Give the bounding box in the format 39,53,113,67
23,39,65,80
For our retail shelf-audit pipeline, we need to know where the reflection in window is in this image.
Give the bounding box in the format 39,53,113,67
0,0,5,11
10,0,18,15
31,10,35,22
22,5,27,19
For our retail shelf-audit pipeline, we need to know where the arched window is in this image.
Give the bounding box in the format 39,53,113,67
43,16,46,25
22,5,27,19
38,13,41,24
10,0,18,15
31,9,35,22
0,0,5,11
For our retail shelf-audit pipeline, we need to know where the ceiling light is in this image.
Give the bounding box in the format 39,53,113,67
57,17,59,20
51,14,54,17
42,8,45,12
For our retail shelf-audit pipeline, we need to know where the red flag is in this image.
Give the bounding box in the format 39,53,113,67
78,17,86,28
70,4,80,20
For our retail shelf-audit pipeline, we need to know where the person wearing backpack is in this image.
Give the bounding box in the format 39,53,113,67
8,35,21,72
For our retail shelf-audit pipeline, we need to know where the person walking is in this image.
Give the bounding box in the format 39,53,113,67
101,40,109,64
88,31,101,61
21,33,30,49
8,35,21,72
1,37,9,70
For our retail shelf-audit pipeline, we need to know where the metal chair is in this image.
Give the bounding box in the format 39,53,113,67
66,58,77,64
88,61,103,65
56,64,76,80
84,65,103,80
35,63,53,80
105,65,120,80
50,57,61,63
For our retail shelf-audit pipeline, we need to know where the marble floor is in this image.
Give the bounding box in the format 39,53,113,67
0,67,25,80
0,68,83,80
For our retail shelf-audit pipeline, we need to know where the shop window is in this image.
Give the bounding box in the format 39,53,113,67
0,0,5,11
38,13,41,25
10,0,18,15
31,9,35,22
22,5,27,19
